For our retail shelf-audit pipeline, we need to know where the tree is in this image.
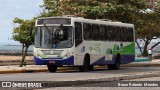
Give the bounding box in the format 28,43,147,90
135,8,160,56
40,0,160,57
12,18,35,67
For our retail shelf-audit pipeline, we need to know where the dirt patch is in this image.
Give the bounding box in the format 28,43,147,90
0,55,33,61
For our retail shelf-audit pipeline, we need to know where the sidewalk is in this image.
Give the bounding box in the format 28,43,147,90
0,65,48,74
0,59,160,74
121,59,160,67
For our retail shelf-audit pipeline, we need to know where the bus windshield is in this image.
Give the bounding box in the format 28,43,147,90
34,26,73,48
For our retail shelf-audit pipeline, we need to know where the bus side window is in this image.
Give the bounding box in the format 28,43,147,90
92,24,99,40
121,27,127,42
125,28,128,42
100,25,106,41
114,26,121,41
107,26,114,41
75,22,82,47
83,23,91,40
128,28,134,41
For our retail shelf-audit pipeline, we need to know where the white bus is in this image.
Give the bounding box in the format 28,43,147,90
34,16,135,72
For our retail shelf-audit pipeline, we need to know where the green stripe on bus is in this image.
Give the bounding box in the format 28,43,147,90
106,42,135,55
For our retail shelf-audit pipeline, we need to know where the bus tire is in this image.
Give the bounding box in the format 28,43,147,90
79,55,90,72
89,65,94,71
47,65,57,72
107,64,113,70
107,54,121,70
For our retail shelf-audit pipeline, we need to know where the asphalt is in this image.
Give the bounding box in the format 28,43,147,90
0,59,160,88
0,59,160,74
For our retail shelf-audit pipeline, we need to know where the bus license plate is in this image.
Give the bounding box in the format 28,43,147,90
49,61,55,64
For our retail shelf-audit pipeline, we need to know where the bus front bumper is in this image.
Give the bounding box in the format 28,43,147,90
34,56,74,65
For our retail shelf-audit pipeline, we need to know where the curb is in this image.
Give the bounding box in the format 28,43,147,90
0,69,48,74
37,72,160,87
0,67,78,74
135,57,149,62
121,62,160,67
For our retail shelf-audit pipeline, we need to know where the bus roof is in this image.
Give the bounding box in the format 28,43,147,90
37,16,134,28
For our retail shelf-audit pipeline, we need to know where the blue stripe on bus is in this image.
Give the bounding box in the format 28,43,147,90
34,56,74,65
34,55,134,66
106,55,135,64
91,57,106,65
120,55,135,64
91,55,135,65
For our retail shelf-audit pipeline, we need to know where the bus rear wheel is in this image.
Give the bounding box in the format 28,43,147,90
89,65,94,71
107,63,120,70
107,54,120,70
47,65,57,72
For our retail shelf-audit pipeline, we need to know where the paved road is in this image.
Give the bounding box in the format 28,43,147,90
0,66,160,81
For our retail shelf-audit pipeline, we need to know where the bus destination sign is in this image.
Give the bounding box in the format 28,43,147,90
37,18,71,25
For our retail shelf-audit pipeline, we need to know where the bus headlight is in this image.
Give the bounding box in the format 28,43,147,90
37,54,42,58
63,52,70,58
34,51,47,59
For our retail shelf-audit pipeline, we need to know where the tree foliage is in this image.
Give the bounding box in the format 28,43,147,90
12,18,35,67
39,0,61,17
59,0,146,23
39,0,160,56
40,0,146,23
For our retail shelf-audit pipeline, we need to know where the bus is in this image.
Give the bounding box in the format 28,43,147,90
34,16,135,72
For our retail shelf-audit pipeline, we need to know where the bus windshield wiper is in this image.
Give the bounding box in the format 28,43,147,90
44,24,54,35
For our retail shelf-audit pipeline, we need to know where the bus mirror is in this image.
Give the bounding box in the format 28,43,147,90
60,24,64,30
60,24,63,27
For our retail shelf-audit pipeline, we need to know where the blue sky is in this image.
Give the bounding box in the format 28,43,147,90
0,0,43,44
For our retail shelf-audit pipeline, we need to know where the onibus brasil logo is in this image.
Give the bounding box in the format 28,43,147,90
1,82,42,88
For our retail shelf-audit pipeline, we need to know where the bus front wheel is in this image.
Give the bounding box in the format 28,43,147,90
47,65,57,72
79,55,91,72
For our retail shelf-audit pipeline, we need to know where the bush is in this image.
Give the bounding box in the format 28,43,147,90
136,54,143,57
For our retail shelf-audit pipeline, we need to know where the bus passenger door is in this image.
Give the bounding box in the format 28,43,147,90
74,22,84,65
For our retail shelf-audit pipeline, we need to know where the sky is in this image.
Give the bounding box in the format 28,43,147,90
0,0,43,44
